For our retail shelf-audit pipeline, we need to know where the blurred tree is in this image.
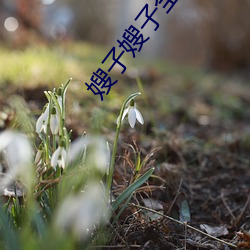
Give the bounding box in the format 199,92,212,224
163,0,250,71
65,0,114,44
16,0,41,32
205,0,250,71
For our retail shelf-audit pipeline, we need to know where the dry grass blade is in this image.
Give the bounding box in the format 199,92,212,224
130,203,238,249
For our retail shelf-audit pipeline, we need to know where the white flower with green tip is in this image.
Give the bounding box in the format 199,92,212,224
50,106,59,135
121,99,144,128
35,144,43,164
57,87,63,111
36,103,50,133
51,143,67,169
0,130,33,189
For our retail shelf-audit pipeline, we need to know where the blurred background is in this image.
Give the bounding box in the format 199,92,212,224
1,0,250,135
1,0,250,72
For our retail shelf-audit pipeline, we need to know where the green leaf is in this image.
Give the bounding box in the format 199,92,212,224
0,208,21,250
112,193,133,225
179,199,191,222
112,167,154,211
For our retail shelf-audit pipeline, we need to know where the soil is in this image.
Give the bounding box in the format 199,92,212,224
1,72,250,250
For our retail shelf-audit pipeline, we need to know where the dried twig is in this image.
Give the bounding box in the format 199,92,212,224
130,203,237,249
233,192,250,227
221,190,236,221
166,178,183,215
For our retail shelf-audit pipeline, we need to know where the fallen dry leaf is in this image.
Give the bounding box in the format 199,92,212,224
237,231,250,248
200,224,229,237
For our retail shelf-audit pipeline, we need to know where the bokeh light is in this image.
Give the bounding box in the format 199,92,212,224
4,17,19,32
41,0,55,5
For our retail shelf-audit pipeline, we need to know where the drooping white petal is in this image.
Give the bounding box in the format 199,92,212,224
43,104,50,119
36,113,45,133
41,121,47,133
67,136,88,163
128,107,136,128
54,182,109,240
51,147,67,169
135,109,144,125
0,130,13,151
57,96,63,112
50,114,59,135
59,148,67,169
57,158,65,169
68,136,109,172
92,138,110,173
0,130,33,190
36,104,50,134
121,107,129,121
51,147,61,168
117,107,129,125
35,149,43,164
5,133,32,170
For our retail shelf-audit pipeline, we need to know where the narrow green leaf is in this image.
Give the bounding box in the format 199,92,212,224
112,167,154,211
32,210,45,237
0,208,21,250
112,193,133,225
135,152,141,172
179,199,191,222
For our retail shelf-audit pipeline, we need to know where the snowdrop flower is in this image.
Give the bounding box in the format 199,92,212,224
51,142,67,169
50,106,59,135
57,94,63,112
54,182,109,240
121,99,144,128
35,144,43,164
0,130,33,190
36,103,50,133
67,135,110,173
88,137,110,173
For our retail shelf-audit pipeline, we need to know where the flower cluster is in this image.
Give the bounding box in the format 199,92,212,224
36,89,62,136
35,84,68,173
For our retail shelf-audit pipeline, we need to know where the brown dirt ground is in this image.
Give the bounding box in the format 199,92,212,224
1,71,250,250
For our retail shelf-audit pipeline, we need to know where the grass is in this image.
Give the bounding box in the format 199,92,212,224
0,42,104,87
1,41,249,135
1,41,249,131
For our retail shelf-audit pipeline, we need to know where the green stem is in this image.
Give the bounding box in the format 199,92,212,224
45,97,53,164
52,134,56,152
106,92,141,196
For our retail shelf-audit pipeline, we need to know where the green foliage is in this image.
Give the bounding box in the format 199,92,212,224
0,81,153,249
112,167,154,212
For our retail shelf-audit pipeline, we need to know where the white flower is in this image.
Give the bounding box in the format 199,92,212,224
120,100,144,128
35,149,42,164
89,137,110,173
67,136,110,173
50,106,59,135
51,145,67,169
0,130,33,190
57,95,63,112
56,87,63,112
36,104,50,133
35,144,43,164
54,182,109,240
